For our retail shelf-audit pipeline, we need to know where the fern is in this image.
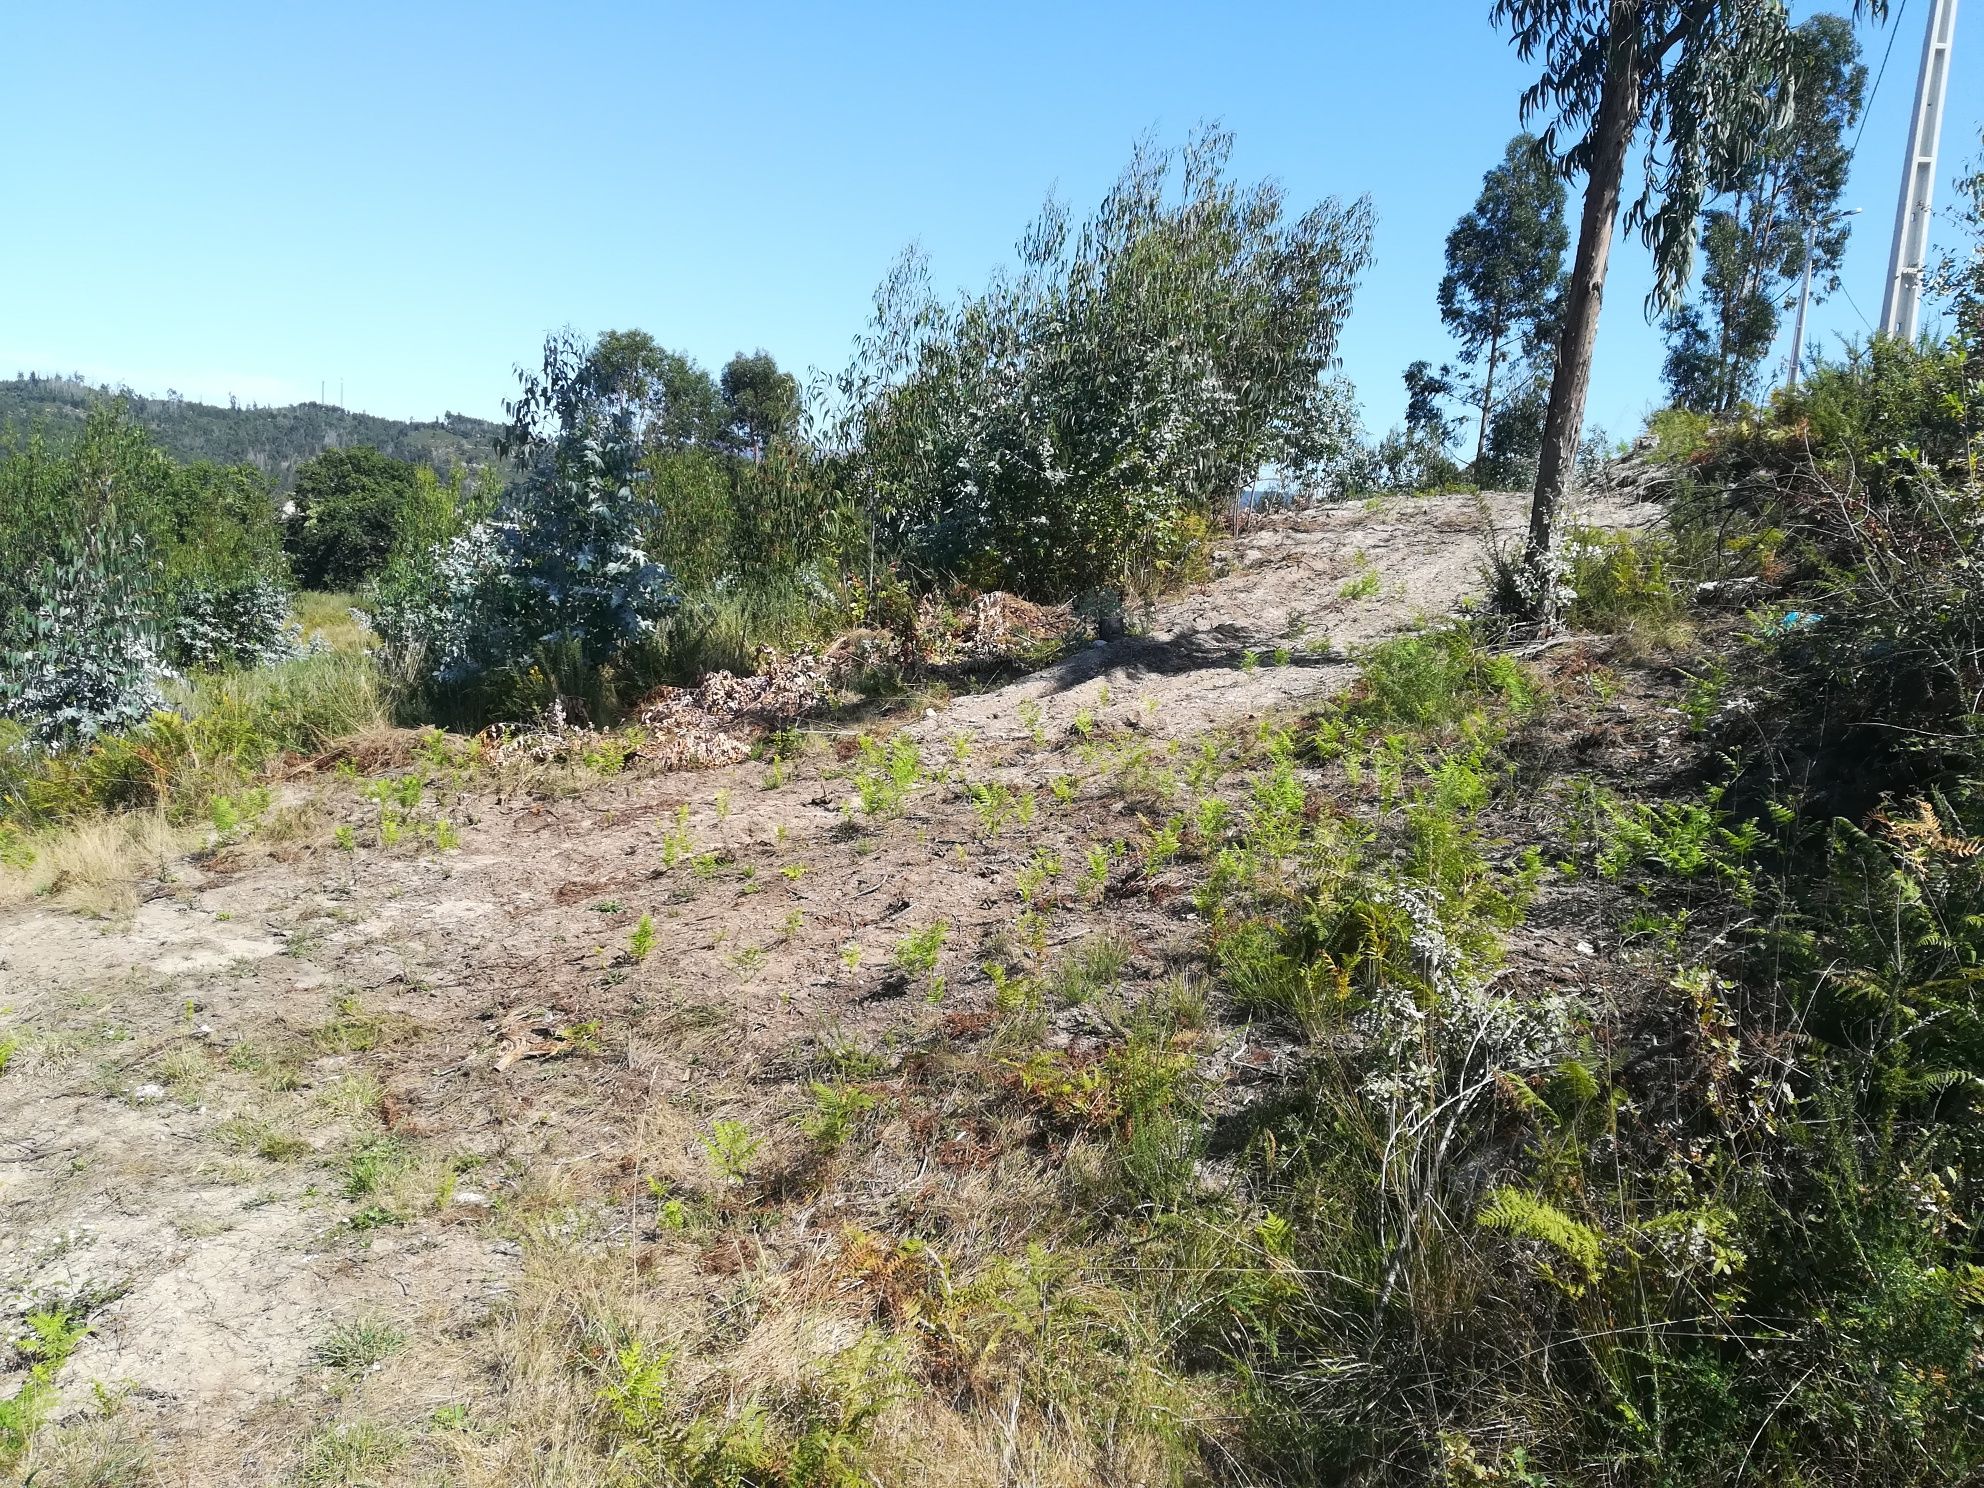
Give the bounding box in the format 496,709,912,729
1478,1188,1603,1295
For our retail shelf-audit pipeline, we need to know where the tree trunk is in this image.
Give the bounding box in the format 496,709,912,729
1524,3,1641,620
1474,328,1502,474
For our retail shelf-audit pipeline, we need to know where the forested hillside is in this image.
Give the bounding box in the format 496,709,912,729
0,374,502,488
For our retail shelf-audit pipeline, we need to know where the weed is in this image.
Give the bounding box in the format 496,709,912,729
343,1136,409,1200
217,1115,309,1162
1338,565,1381,600
0,1308,90,1469
801,1081,882,1147
1594,786,1763,888
314,1317,406,1372
312,994,385,1054
293,1421,403,1487
628,912,656,962
702,1119,761,1184
1348,625,1533,728
1049,934,1132,1005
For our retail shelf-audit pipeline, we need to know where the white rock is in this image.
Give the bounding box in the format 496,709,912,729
132,1083,166,1103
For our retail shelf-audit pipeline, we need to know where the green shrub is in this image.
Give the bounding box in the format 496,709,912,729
833,125,1374,599
1349,625,1532,727
1563,526,1683,634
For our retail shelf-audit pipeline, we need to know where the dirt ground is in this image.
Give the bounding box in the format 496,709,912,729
0,488,1660,1485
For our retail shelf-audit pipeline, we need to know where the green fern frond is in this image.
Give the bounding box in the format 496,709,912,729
1478,1187,1603,1295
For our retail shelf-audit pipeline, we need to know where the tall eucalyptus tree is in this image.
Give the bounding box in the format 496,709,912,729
1439,134,1569,473
1491,0,1888,619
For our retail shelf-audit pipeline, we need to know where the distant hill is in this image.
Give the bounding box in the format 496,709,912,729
0,375,505,489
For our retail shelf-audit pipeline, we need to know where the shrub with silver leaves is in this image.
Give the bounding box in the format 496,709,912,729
0,519,170,746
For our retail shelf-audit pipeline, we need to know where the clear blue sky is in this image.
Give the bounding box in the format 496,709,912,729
2,1,1975,442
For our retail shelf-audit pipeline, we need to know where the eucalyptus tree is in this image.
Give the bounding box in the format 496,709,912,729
719,351,801,457
832,126,1375,598
1438,134,1569,472
1491,0,1887,619
579,329,729,452
1662,14,1866,412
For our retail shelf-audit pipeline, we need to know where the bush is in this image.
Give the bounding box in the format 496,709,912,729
285,446,425,589
0,405,294,743
376,335,679,719
834,125,1374,598
0,518,168,746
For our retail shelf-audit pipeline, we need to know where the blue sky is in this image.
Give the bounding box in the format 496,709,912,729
2,1,1975,442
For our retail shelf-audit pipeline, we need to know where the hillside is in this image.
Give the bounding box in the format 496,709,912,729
0,375,504,487
0,488,1660,1484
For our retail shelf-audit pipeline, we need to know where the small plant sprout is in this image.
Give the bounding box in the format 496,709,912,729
1240,649,1260,672
892,923,947,1000
851,734,924,818
840,942,864,973
1017,699,1048,747
702,1119,760,1184
714,789,732,821
801,1081,880,1147
951,730,975,763
1017,848,1063,906
661,805,694,866
779,862,807,882
628,913,656,962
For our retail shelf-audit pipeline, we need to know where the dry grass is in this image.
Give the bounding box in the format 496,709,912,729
292,592,377,654
19,1414,157,1488
0,809,187,917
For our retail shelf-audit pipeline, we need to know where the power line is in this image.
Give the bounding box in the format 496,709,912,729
1841,281,1878,331
1852,0,1911,162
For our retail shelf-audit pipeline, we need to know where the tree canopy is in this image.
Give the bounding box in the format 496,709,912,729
1438,133,1568,471
1492,0,1887,617
286,446,424,591
1661,13,1866,411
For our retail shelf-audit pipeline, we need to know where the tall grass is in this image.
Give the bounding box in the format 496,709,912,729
1,650,387,906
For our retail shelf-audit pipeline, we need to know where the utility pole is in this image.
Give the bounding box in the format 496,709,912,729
1789,221,1818,391
1881,0,1960,341
1787,207,1863,393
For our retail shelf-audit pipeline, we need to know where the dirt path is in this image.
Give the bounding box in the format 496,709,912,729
0,489,1657,1483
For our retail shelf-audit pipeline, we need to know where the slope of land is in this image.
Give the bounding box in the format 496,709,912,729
0,489,1660,1485
0,377,503,487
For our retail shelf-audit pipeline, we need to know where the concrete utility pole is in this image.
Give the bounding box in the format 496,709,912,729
1787,207,1863,392
1881,0,1961,340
